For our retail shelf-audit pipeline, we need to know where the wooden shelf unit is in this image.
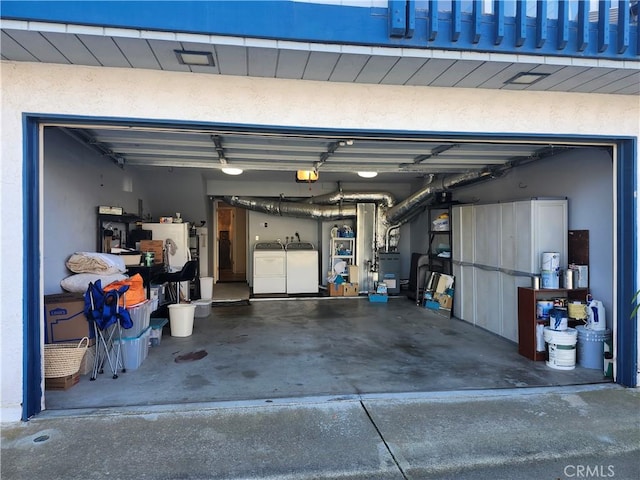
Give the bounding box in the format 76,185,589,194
517,287,589,361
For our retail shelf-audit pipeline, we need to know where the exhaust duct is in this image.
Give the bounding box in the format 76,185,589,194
223,196,356,220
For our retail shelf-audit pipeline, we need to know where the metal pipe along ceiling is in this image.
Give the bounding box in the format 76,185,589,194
224,163,516,250
223,196,357,220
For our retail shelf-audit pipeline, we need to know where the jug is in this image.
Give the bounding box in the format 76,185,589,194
586,295,606,331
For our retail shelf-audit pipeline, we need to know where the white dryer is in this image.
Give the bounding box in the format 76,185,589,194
253,241,286,294
286,242,318,294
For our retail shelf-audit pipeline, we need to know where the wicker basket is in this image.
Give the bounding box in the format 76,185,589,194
44,337,89,378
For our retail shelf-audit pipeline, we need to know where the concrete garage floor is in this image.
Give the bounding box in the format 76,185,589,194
45,296,609,411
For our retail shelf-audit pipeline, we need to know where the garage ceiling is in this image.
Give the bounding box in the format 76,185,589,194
4,19,628,184
56,125,583,185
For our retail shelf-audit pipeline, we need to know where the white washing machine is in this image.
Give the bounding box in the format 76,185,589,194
253,241,286,294
286,242,319,294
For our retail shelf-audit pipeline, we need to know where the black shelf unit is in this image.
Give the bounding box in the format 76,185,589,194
97,213,141,253
427,203,455,275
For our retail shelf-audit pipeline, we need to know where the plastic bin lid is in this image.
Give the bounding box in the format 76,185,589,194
193,299,212,305
150,318,168,329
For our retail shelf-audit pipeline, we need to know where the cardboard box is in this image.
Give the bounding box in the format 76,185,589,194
328,283,344,296
348,265,359,284
139,240,164,264
342,283,359,297
45,372,80,390
435,292,453,310
44,293,95,344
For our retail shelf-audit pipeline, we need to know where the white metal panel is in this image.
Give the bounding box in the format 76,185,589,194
253,275,286,294
474,268,501,333
1,31,38,62
500,272,531,343
248,47,278,77
286,250,319,294
451,205,470,263
380,57,428,85
531,199,568,270
276,49,310,79
113,37,161,69
453,263,475,325
216,44,248,76
5,29,70,63
76,34,131,67
406,59,457,86
430,60,484,87
454,61,511,88
514,200,534,273
592,72,640,94
303,51,340,81
500,202,516,271
41,32,101,66
549,67,615,92
473,203,500,268
253,251,287,294
355,55,399,84
329,53,369,83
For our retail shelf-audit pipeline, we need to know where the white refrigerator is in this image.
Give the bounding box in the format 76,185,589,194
141,223,191,272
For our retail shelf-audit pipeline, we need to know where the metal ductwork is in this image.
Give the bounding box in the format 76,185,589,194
306,190,396,208
385,170,490,225
223,196,357,220
225,160,527,274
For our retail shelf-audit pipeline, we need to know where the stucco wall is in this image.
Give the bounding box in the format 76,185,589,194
1,61,638,422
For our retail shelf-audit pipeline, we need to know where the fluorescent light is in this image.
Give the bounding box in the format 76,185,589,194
504,72,550,85
221,167,243,175
175,50,215,67
357,171,378,178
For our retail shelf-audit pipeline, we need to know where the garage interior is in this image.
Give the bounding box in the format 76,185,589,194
41,122,616,411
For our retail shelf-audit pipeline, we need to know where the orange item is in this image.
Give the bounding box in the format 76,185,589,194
103,273,146,307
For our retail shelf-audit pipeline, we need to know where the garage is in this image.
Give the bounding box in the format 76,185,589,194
1,1,637,422
36,119,625,411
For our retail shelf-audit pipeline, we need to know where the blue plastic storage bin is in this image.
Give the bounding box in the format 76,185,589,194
368,294,388,303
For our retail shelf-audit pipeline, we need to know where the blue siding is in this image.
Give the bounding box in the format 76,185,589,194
1,0,637,59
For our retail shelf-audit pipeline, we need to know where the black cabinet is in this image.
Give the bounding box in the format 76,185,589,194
427,204,453,275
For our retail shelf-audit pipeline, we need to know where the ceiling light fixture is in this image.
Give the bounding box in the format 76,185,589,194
357,171,378,178
221,167,243,176
504,72,550,85
175,50,215,67
295,170,319,183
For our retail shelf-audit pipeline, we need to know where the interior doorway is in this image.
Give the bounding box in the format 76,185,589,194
216,201,247,283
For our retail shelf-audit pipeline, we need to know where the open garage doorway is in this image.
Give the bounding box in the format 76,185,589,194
24,117,637,419
215,201,247,283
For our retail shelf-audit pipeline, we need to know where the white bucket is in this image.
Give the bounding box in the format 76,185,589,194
200,277,214,300
543,327,577,370
541,252,560,271
168,304,196,337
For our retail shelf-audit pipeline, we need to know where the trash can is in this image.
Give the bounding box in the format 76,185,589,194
575,325,612,370
199,277,214,300
168,304,196,337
